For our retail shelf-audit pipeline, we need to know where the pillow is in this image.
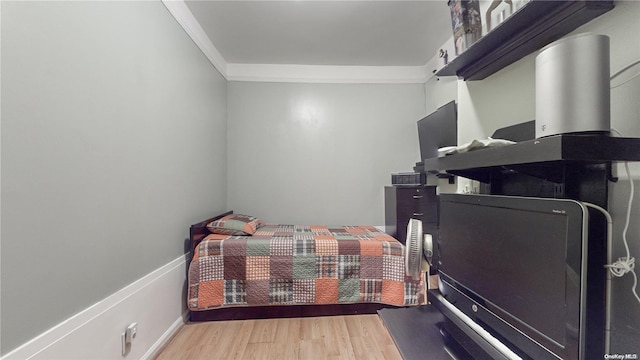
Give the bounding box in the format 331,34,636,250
206,214,265,236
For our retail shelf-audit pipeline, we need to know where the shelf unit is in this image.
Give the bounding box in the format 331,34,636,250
415,133,640,357
436,0,614,81
414,134,640,207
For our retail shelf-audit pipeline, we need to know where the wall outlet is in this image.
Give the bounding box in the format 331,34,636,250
121,322,138,356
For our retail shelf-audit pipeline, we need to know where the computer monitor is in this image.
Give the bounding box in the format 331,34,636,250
437,193,591,359
417,100,457,161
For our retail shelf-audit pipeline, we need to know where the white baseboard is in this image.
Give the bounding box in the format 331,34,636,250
141,311,187,360
2,256,188,360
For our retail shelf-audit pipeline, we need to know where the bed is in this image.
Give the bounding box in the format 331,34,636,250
187,211,424,321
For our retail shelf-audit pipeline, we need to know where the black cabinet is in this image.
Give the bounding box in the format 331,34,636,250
384,186,438,244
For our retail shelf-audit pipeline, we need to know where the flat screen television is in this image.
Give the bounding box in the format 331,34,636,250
436,194,591,360
417,100,457,161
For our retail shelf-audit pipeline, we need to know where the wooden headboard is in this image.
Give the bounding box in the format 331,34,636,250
189,210,233,261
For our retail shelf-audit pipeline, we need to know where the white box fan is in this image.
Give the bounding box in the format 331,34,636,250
405,218,434,280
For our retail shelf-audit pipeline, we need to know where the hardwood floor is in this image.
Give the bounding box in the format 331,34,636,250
154,314,402,360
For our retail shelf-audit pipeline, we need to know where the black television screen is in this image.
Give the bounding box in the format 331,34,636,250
437,194,589,360
417,100,457,161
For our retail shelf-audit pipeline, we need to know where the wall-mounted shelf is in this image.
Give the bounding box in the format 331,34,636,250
415,134,640,184
436,0,614,81
415,134,640,180
414,134,640,208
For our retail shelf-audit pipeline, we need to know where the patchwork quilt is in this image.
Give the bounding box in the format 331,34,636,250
188,225,423,311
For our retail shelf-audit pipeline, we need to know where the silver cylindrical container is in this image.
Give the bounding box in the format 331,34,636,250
535,33,610,138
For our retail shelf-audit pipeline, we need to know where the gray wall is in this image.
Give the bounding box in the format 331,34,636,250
227,82,426,225
430,0,640,353
424,75,458,115
0,1,227,354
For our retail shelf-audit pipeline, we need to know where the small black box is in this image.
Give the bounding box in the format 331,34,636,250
391,172,426,186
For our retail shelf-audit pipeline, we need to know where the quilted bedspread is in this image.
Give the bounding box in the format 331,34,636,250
188,225,423,311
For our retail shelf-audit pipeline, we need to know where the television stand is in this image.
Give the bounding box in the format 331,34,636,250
378,304,477,360
414,133,640,359
428,289,528,360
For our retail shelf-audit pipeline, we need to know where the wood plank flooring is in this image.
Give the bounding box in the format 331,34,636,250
154,314,402,360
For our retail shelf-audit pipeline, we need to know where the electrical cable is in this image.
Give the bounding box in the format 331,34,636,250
611,59,640,80
581,201,614,354
609,131,639,303
605,160,640,305
581,126,639,352
608,125,640,306
581,197,640,352
582,169,639,353
611,72,640,90
610,59,640,89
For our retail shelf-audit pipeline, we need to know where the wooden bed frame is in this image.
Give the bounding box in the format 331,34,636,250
187,211,394,322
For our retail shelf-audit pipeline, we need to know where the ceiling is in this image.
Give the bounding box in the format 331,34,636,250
165,1,455,82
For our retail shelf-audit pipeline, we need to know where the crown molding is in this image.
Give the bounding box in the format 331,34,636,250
162,0,227,75
226,63,430,84
163,0,435,84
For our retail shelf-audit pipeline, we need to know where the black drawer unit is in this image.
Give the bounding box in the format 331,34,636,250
384,186,438,244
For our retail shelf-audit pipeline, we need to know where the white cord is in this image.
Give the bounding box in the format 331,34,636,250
606,160,640,305
581,128,640,352
611,59,640,80
594,129,640,306
610,59,640,89
611,71,640,90
581,201,614,354
610,130,638,285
